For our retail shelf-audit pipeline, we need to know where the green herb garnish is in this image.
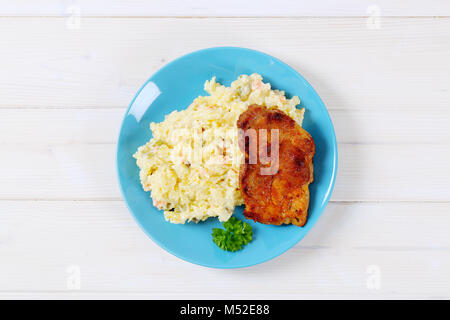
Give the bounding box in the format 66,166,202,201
212,217,253,252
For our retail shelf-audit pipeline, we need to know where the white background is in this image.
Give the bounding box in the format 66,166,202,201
1,1,450,299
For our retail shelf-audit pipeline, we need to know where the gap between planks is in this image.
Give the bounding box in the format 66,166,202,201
1,198,450,204
0,16,450,19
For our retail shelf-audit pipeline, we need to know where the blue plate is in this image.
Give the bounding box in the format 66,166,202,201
117,47,337,268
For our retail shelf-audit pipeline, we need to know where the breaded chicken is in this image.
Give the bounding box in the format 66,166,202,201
237,105,315,226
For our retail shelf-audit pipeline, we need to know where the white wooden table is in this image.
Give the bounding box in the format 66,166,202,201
1,1,450,299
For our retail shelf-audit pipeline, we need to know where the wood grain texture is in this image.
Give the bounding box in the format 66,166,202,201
1,201,449,298
0,143,449,201
0,18,449,110
2,108,450,145
1,1,450,17
1,107,449,202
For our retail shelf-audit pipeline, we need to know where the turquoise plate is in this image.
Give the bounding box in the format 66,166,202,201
117,47,337,268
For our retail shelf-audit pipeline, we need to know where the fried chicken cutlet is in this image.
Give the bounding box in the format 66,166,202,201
237,105,315,226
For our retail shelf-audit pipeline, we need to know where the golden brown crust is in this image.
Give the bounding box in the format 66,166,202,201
237,105,315,227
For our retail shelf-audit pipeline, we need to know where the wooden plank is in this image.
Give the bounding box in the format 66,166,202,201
0,144,121,200
0,17,449,110
334,143,450,201
331,109,450,145
1,108,449,145
0,201,449,298
0,109,124,145
0,143,448,201
1,1,450,17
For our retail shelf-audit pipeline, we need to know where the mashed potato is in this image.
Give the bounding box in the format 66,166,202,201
134,73,304,224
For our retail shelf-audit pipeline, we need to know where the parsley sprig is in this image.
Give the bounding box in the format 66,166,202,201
212,217,253,252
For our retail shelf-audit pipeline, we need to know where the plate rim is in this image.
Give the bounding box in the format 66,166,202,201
116,46,338,269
